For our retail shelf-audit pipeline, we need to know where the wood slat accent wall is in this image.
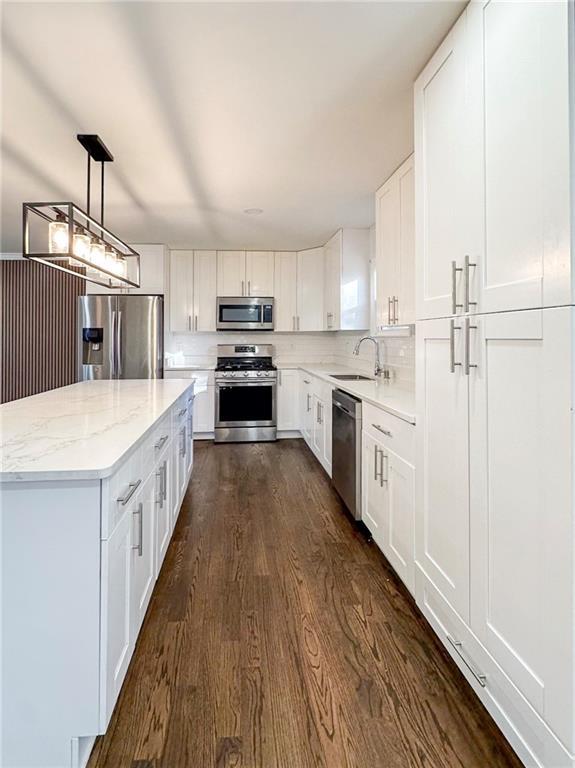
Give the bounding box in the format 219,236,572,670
0,260,85,403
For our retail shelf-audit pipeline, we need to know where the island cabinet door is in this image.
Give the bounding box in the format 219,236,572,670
130,472,156,641
155,453,171,576
100,510,134,729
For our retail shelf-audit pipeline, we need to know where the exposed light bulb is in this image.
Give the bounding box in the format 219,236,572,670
72,228,90,260
49,217,69,254
89,238,105,267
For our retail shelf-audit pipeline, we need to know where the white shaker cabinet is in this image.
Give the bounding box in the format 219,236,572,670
129,470,156,642
415,317,470,622
415,0,570,320
170,250,216,332
274,252,298,331
277,369,299,431
217,251,246,297
193,251,217,331
300,373,314,445
375,156,415,329
414,10,480,321
362,403,416,595
361,429,386,547
169,250,193,332
297,247,324,331
100,508,132,729
246,251,275,296
473,0,571,314
324,229,370,331
469,307,574,747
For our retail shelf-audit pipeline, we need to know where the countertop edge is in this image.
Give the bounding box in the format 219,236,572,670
0,380,195,482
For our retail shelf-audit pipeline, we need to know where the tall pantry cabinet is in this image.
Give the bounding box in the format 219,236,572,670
414,1,574,766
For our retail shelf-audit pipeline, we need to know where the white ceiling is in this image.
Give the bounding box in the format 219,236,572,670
1,1,463,252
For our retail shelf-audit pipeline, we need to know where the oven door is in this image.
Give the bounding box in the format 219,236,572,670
215,380,276,427
216,298,273,330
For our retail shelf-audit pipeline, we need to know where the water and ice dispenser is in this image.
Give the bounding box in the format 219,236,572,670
82,327,104,366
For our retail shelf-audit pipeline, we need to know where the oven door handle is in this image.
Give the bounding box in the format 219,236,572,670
215,381,276,387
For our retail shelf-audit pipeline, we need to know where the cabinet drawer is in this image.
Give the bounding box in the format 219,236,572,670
140,411,171,481
101,447,144,539
363,402,415,463
172,394,189,433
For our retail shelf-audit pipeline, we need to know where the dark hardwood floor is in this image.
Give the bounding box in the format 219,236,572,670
88,439,523,768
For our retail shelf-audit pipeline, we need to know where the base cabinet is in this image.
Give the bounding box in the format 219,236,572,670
100,510,132,729
416,307,575,764
277,369,299,430
129,471,156,642
362,404,416,595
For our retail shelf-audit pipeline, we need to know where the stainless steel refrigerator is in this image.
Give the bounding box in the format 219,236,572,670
78,295,164,380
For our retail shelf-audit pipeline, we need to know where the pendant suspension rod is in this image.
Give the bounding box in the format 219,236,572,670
100,161,105,226
86,153,91,233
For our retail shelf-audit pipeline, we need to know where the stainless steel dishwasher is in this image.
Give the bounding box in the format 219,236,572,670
331,389,362,519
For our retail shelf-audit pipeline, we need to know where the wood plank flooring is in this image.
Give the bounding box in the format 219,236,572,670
88,440,523,768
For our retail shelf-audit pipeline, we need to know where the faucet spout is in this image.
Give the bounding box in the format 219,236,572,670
353,336,387,379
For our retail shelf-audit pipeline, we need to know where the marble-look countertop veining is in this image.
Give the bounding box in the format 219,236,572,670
0,379,194,482
298,365,416,425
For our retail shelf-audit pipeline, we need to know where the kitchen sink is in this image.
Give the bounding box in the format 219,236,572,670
330,374,372,381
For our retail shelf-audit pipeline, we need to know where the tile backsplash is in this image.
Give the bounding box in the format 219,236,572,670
165,329,414,386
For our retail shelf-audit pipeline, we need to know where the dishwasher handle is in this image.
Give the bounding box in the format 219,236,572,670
333,401,352,416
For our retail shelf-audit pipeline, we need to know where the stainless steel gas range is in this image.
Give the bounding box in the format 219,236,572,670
214,344,277,443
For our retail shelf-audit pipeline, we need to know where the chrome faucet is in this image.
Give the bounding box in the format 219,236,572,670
353,336,389,379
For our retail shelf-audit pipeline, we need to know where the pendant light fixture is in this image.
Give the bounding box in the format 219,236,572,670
23,135,140,288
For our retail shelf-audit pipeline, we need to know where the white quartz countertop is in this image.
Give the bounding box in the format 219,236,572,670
298,365,416,425
0,379,194,482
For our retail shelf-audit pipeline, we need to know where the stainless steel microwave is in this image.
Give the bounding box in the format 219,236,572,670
216,297,274,331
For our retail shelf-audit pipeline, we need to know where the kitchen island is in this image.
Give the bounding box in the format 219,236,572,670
0,380,195,768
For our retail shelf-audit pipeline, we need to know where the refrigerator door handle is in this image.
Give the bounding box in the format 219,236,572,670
111,309,117,378
116,310,123,378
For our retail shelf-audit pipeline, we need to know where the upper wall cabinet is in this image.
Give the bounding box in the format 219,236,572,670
216,251,246,297
324,229,370,331
375,156,415,329
170,250,217,332
274,251,298,331
297,247,325,331
415,0,571,320
246,251,275,296
216,251,275,297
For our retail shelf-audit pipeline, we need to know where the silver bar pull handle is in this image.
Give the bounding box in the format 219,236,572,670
464,255,477,313
373,424,392,438
303,379,311,384
380,451,388,486
241,280,245,296
449,320,462,374
447,635,487,687
154,434,169,451
374,445,381,481
132,502,143,556
162,460,167,502
297,316,300,331
387,296,392,325
188,315,192,331
306,393,311,412
117,479,142,506
464,317,478,376
178,408,186,417
248,280,251,296
292,316,295,331
393,296,399,325
451,261,463,315
156,468,163,508
194,315,198,331
180,425,186,457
